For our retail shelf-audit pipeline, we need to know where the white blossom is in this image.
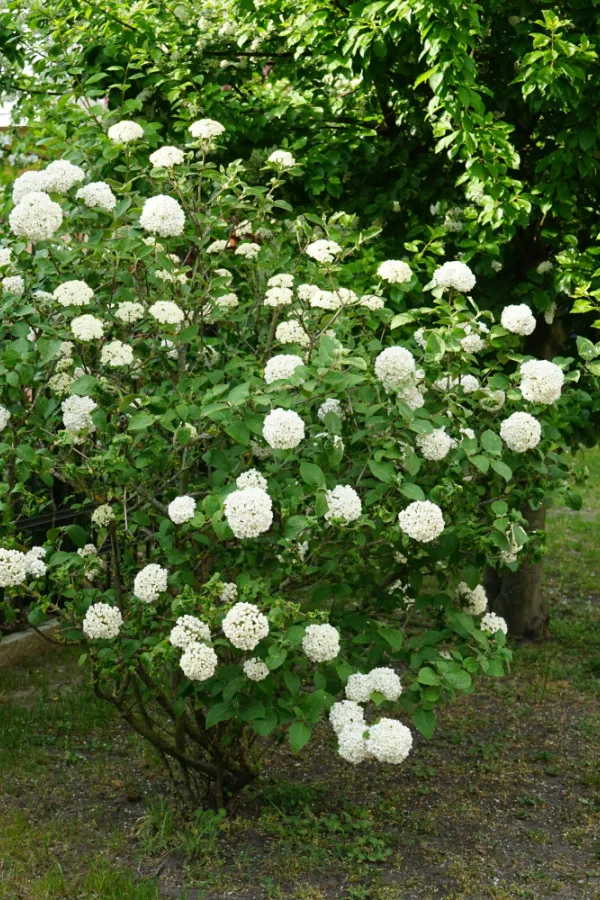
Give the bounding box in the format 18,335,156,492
243,658,270,681
500,412,541,453
501,304,536,336
83,602,123,640
325,485,362,523
264,354,304,384
115,301,145,323
149,300,184,325
433,261,476,293
222,602,269,650
71,314,104,341
536,260,553,275
416,428,454,461
219,582,238,603
2,275,24,296
374,346,416,387
491,260,503,272
214,292,238,310
0,405,11,433
398,500,445,543
461,333,485,353
481,612,508,635
345,673,373,703
275,319,310,347
91,504,115,527
168,495,197,524
236,469,268,491
263,408,305,449
24,547,46,578
207,239,228,254
544,302,557,325
140,195,185,237
377,260,412,284
149,146,185,168
264,286,293,308
268,149,296,168
12,170,49,203
224,487,273,538
9,192,63,242
318,398,344,421
169,615,211,648
456,582,488,615
297,283,320,303
329,700,365,735
302,623,340,662
76,181,117,211
107,120,144,144
54,280,94,307
268,273,294,289
337,722,369,764
44,160,85,193
359,294,385,311
519,359,564,404
189,118,225,140
100,340,134,367
365,718,413,764
308,289,341,310
0,549,28,587
0,248,12,269
369,668,403,702
460,374,480,394
180,642,218,680
398,384,426,410
133,563,168,602
61,395,97,438
235,242,261,259
305,239,342,264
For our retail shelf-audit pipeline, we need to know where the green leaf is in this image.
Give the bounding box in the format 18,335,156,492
285,515,309,539
577,336,597,361
471,455,490,473
206,702,235,728
128,411,155,431
368,460,396,483
300,462,326,487
390,313,414,329
284,671,301,695
238,698,265,721
565,490,582,511
289,721,311,752
253,711,278,735
442,670,472,691
28,607,47,627
399,483,425,501
490,459,512,481
481,430,502,455
227,382,250,404
70,374,98,395
413,707,436,739
66,524,87,549
224,420,250,446
491,501,508,516
417,667,439,685
379,627,403,651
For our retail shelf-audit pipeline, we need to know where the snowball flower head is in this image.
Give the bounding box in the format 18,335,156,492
107,120,144,144
82,603,123,640
224,487,273,539
44,160,85,193
398,500,445,543
318,398,344,421
377,259,412,284
416,428,454,461
180,643,218,681
100,340,134,367
268,150,296,168
481,612,508,636
275,320,309,347
268,273,294,289
337,722,369,764
70,314,104,342
12,170,49,203
519,359,564,404
460,374,480,394
219,582,238,603
0,549,28,587
54,280,94,307
140,195,185,237
264,286,293,308
457,582,488,615
329,700,365,735
302,623,340,662
115,301,145,323
365,718,413,764
0,406,11,432
264,354,304,385
0,248,12,268
235,242,261,259
189,118,225,140
24,547,47,578
61,395,97,437
360,294,385,311
263,408,305,450
243,658,270,681
76,181,117,211
91,505,115,527
9,192,63,242
501,304,536,336
2,276,24,296
537,260,553,275
149,300,184,325
236,469,268,491
133,563,168,603
222,602,269,650
461,333,485,353
149,146,185,168
345,673,373,703
305,239,342,264
374,346,416,387
369,668,403,701
433,261,476,292
480,388,506,411
500,412,541,453
168,495,197,524
325,486,361,523
169,615,211,649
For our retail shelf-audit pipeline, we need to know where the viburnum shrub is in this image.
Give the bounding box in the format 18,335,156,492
0,119,582,807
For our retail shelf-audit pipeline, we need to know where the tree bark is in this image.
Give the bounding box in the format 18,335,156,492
484,505,548,640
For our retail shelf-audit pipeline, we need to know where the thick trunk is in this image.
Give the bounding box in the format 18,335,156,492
485,506,548,640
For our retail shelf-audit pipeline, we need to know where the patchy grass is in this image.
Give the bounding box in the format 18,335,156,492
1,452,599,899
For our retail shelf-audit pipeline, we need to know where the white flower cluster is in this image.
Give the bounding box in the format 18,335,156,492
416,428,454,461
149,300,184,325
374,346,416,388
0,405,10,431
189,118,225,140
500,412,541,453
236,469,268,491
54,280,94,307
10,192,63,242
377,260,412,284
71,314,104,341
169,615,211,649
207,239,227,254
22,546,47,579
481,612,508,635
359,294,385,310
243,658,270,681
325,486,361,523
107,120,144,144
222,602,269,650
0,248,12,268
268,150,296,168
536,260,553,275
44,160,85,192
2,275,24,296
76,181,117,211
12,170,49,203
398,500,445,543
61,395,97,439
501,304,536,335
219,582,238,603
461,333,485,353
0,548,28,587
115,301,145,323
329,700,365,735
305,239,342,264
263,408,305,450
91,504,115,527
82,602,123,640
224,487,273,538
235,242,261,259
100,340,134,367
133,563,168,602
168,495,197,524
140,195,185,237
264,286,293,308
345,667,402,703
180,643,218,681
519,359,564,404
214,292,238,310
149,146,185,168
318,398,344,421
366,719,413,764
275,320,309,346
302,623,340,662
433,261,476,292
456,582,488,615
264,354,304,385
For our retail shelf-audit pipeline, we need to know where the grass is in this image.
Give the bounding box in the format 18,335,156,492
0,451,599,899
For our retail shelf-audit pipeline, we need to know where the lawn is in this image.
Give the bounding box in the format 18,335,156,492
1,452,599,900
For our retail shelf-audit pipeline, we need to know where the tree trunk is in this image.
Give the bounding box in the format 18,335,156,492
484,505,548,640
